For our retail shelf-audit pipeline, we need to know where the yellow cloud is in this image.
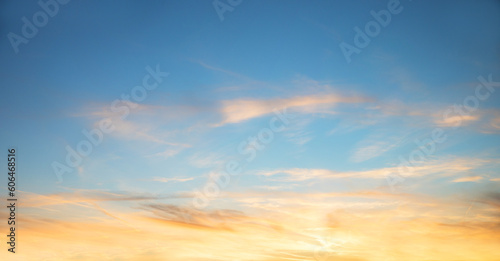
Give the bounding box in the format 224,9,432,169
2,187,500,260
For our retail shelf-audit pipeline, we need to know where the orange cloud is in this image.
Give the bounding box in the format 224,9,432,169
2,187,500,260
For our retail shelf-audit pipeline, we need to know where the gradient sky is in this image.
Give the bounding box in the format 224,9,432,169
1,0,500,260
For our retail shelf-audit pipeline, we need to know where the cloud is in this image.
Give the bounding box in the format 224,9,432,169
146,147,185,158
350,132,410,162
360,100,496,133
480,110,500,134
482,192,500,209
283,117,315,145
5,185,500,261
83,102,193,146
490,115,500,129
195,60,250,80
434,114,480,127
140,203,247,230
256,157,494,182
452,176,483,183
372,100,429,117
19,189,187,208
72,101,197,162
188,151,226,168
216,93,371,126
432,108,500,132
149,177,194,183
350,140,399,163
388,67,425,91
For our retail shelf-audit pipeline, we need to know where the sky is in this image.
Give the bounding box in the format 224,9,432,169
1,0,500,260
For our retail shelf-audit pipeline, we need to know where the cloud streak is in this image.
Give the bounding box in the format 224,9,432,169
452,176,483,182
216,93,371,126
256,157,492,182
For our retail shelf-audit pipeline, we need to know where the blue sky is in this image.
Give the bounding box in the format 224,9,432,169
1,1,500,260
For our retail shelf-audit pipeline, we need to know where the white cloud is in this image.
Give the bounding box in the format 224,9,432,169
150,177,195,183
256,157,493,182
350,132,410,162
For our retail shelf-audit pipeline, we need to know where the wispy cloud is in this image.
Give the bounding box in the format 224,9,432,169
10,187,500,261
434,114,480,127
256,157,494,182
216,93,371,126
79,102,194,147
195,60,252,80
149,177,195,183
452,176,483,183
146,147,185,159
480,110,500,134
350,132,410,162
19,189,187,208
